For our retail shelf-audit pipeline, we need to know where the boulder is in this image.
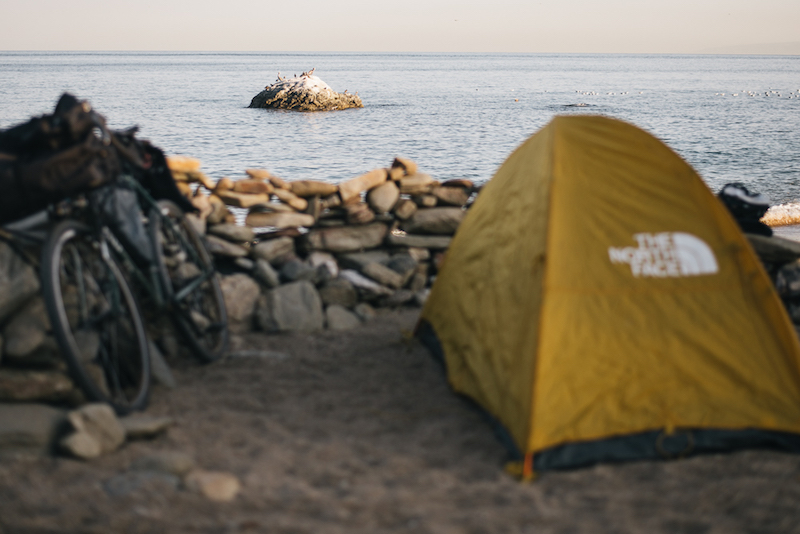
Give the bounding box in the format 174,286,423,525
361,262,405,289
366,181,400,213
339,169,388,203
746,234,800,265
339,269,394,299
0,241,40,324
280,259,320,283
206,195,231,225
2,296,50,359
433,186,470,207
393,199,417,220
412,194,438,208
245,168,272,181
321,193,342,209
166,156,201,173
337,250,391,270
245,211,315,229
386,233,452,249
0,369,75,402
233,179,273,195
303,223,388,253
0,404,66,457
386,253,419,286
207,223,255,244
303,195,323,221
273,188,308,211
61,403,126,459
290,180,339,198
214,177,234,192
248,71,363,112
253,258,281,288
388,167,405,180
268,175,291,190
256,281,324,333
185,213,206,236
307,251,339,278
318,278,358,308
215,190,271,209
391,157,418,177
442,179,475,189
249,201,295,213
190,192,213,221
251,236,295,263
407,247,431,262
399,173,438,194
205,235,249,258
401,207,465,235
345,202,376,225
325,305,361,331
220,274,261,328
235,257,255,271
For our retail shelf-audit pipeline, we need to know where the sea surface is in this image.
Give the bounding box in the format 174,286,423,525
1,52,799,203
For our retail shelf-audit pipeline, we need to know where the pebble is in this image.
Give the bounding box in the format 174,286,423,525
184,470,241,502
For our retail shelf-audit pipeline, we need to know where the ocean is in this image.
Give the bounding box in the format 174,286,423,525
1,52,799,204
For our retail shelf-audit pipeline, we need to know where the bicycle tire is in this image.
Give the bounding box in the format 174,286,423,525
150,200,228,362
41,219,150,414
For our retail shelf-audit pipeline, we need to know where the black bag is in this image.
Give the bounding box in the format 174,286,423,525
0,93,194,225
718,183,773,237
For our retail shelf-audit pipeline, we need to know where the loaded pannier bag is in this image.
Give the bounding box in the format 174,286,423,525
0,93,193,225
0,94,119,224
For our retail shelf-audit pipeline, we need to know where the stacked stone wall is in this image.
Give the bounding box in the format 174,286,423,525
170,156,479,334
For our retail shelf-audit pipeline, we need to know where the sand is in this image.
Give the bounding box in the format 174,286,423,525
1,308,799,533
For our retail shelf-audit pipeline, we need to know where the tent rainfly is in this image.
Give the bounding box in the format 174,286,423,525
417,115,800,477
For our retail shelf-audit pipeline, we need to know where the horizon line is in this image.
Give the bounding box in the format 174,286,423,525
1,49,799,57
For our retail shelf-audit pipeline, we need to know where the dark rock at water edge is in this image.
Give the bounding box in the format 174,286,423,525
249,71,363,112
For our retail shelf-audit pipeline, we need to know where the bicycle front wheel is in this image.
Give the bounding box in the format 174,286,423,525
151,200,228,362
41,219,150,414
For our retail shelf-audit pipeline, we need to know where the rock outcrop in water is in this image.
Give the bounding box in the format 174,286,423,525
248,69,363,112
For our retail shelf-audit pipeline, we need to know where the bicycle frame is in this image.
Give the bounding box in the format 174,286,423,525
111,175,217,316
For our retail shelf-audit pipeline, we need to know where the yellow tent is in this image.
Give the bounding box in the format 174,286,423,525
418,115,800,474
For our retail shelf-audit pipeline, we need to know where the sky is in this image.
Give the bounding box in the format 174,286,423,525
1,0,799,54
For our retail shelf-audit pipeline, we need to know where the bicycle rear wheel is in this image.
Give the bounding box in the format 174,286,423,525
151,200,228,362
41,219,150,414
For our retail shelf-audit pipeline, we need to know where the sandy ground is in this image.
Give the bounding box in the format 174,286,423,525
1,308,799,534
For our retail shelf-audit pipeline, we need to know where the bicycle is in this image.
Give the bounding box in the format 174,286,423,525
38,168,229,413
1,201,151,415
1,127,228,415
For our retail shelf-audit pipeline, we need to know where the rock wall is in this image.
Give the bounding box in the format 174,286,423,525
169,155,478,334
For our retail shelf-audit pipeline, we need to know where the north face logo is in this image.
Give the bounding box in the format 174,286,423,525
608,232,719,278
